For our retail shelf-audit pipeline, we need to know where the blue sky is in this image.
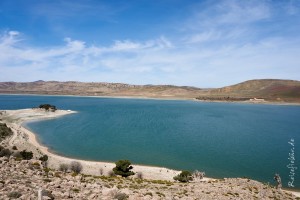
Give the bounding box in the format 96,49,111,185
0,0,300,87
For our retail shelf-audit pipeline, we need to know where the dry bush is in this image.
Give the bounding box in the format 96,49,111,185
59,163,69,172
70,161,83,173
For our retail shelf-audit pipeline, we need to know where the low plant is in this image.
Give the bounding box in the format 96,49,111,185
0,148,12,157
11,151,22,159
173,171,193,183
113,160,135,177
39,154,48,162
0,123,13,142
44,168,50,177
72,188,80,193
8,191,22,199
20,150,33,160
42,190,54,200
114,192,128,200
70,161,83,173
59,163,69,172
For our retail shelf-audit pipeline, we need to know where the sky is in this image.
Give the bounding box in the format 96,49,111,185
0,0,300,88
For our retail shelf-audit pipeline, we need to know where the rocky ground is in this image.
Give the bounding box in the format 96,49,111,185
0,156,299,200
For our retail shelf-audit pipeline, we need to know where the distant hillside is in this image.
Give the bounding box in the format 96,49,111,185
0,79,299,102
0,81,203,99
199,79,300,102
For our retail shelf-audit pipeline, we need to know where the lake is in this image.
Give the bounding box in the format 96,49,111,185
0,94,299,188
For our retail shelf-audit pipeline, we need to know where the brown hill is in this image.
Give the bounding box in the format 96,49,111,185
0,79,299,102
0,81,203,99
199,79,300,102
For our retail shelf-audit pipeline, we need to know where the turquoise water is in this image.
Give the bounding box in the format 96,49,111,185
0,94,299,188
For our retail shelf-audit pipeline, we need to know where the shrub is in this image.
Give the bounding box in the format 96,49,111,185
39,154,48,162
70,161,83,173
113,160,135,177
19,150,33,160
39,104,57,112
0,123,13,142
192,170,205,180
8,191,22,199
114,192,128,200
11,151,21,158
44,168,50,177
173,171,193,183
0,148,12,157
59,163,69,172
42,190,54,200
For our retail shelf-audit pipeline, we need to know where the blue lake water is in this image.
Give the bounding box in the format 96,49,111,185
0,94,299,188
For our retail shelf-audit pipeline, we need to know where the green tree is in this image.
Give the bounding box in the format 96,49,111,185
20,150,33,160
38,104,57,112
39,154,48,162
113,160,135,177
173,171,193,182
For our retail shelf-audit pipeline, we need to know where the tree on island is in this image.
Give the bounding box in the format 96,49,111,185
113,160,135,177
38,104,57,112
174,170,193,182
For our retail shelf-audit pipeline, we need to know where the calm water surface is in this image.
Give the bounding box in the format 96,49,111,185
0,94,299,188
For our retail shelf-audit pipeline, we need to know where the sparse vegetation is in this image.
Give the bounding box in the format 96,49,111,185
59,163,69,172
8,191,22,199
39,154,48,162
20,150,33,160
114,192,128,200
192,170,205,180
0,156,298,199
38,104,57,112
174,171,193,183
0,123,13,142
0,148,11,157
113,160,135,177
70,161,83,173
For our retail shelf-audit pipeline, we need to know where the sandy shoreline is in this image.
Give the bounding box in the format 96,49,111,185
0,108,206,181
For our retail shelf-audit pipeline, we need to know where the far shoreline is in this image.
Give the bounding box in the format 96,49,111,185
1,93,300,106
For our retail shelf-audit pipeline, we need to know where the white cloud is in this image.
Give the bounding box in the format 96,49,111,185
0,0,300,87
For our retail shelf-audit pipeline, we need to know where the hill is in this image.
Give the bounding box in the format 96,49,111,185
0,79,300,102
0,81,203,99
197,79,300,103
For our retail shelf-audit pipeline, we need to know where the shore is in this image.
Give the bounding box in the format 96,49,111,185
1,93,300,106
0,108,207,181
